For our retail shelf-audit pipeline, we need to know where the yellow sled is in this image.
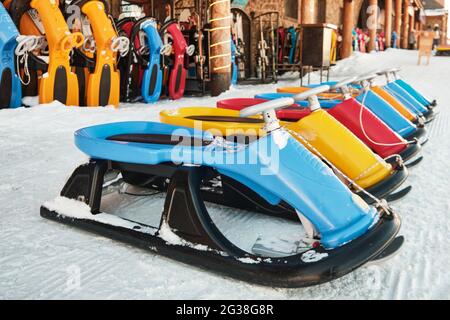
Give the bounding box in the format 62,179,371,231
11,0,84,105
160,106,394,191
34,0,83,105
74,1,124,107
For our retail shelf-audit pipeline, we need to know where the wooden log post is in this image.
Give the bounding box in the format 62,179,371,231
341,0,354,59
394,0,402,47
109,0,121,18
301,0,316,24
441,14,448,45
409,7,415,48
209,0,231,97
367,0,378,52
385,0,393,48
401,0,409,49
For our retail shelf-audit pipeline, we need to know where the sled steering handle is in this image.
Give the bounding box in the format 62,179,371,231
240,98,295,117
292,85,331,102
60,32,84,52
332,76,358,89
377,67,401,76
353,72,378,84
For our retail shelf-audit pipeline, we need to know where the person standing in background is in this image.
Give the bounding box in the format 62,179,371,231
409,29,417,50
433,24,440,50
392,30,398,48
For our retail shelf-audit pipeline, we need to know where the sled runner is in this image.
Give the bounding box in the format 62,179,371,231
0,2,22,109
9,0,84,105
161,85,411,204
41,93,402,288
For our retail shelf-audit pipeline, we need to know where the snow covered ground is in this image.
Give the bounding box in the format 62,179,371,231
0,49,449,299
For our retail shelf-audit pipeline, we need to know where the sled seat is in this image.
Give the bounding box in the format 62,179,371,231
75,121,215,166
160,108,268,135
255,93,341,110
108,133,212,147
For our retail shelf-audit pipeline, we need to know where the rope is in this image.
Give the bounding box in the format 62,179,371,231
111,36,130,57
209,15,231,23
15,35,44,86
208,0,229,9
384,85,424,117
213,63,231,71
357,83,417,147
210,40,231,47
285,126,389,210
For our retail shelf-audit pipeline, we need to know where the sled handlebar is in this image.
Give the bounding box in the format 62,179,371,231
353,72,378,84
376,67,401,76
332,76,358,89
293,85,331,102
60,32,84,52
240,97,295,117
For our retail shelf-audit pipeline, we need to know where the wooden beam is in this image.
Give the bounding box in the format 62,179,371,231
442,14,448,45
301,0,315,24
394,0,402,48
367,0,378,52
209,0,231,96
409,6,415,48
341,0,354,59
385,0,393,48
401,0,409,49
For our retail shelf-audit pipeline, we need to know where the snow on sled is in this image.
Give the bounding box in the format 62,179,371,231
162,85,411,204
41,96,402,288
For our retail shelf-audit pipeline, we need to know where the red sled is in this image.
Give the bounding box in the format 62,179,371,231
161,20,187,100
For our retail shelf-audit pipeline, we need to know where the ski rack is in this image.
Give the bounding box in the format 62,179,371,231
231,7,251,81
236,11,279,85
174,0,211,96
277,25,303,78
174,0,210,96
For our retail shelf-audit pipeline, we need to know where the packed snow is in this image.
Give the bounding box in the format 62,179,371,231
1,49,449,299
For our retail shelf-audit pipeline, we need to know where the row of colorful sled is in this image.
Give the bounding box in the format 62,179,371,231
41,66,438,288
0,0,215,109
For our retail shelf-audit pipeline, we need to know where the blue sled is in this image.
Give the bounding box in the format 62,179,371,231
231,38,238,85
141,19,163,104
74,121,382,250
0,3,22,109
